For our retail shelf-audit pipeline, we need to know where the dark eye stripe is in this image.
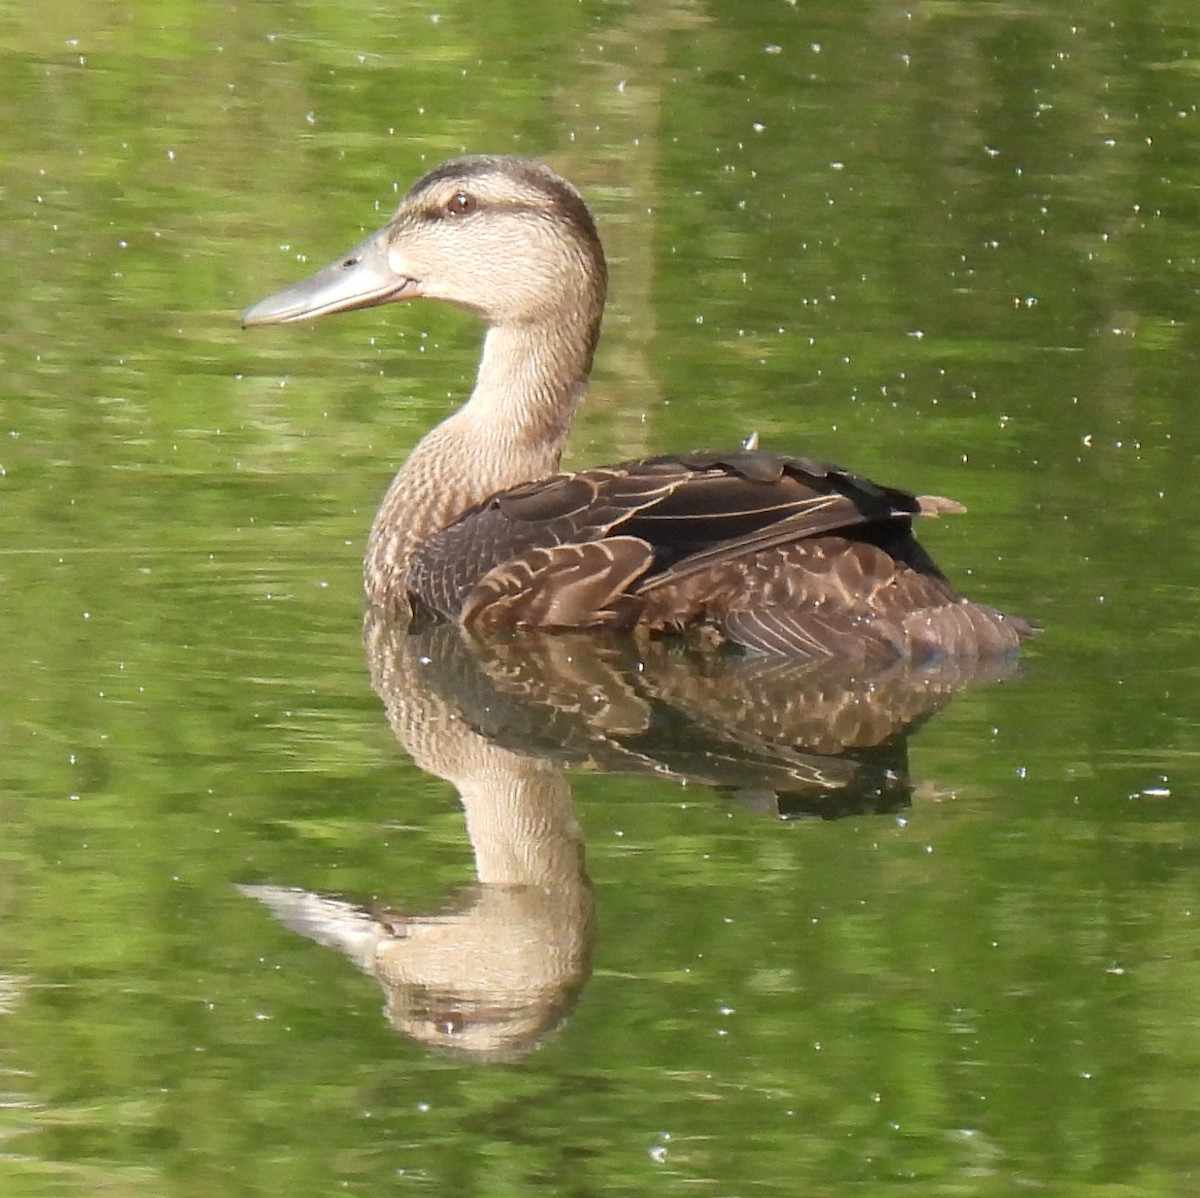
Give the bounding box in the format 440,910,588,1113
424,196,546,224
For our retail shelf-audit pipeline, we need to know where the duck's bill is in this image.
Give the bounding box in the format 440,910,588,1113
240,226,420,327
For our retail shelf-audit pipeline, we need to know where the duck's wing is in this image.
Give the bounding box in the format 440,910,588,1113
638,534,1031,659
622,450,956,586
408,449,932,626
408,458,685,620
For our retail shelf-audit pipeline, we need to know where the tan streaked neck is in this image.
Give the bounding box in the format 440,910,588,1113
364,310,600,609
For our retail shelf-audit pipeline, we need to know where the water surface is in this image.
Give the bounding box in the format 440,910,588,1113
3,2,1200,1194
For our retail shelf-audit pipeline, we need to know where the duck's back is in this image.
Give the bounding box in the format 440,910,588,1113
403,449,1033,661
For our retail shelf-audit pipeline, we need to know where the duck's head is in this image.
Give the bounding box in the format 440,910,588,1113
241,155,607,333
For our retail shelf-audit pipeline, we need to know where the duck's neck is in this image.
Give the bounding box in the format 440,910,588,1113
364,312,599,609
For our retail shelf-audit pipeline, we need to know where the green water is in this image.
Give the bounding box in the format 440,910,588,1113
4,1,1200,1194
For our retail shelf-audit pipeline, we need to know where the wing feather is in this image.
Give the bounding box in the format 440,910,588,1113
461,536,654,629
403,447,1031,658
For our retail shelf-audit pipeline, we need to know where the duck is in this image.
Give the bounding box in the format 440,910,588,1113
242,154,1034,661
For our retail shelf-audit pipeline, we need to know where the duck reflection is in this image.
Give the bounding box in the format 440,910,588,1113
240,616,1018,1060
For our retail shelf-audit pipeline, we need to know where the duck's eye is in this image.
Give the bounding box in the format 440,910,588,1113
445,192,477,217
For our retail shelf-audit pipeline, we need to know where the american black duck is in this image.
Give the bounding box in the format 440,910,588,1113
242,155,1032,660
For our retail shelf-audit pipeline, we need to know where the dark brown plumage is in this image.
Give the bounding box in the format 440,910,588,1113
242,155,1034,660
